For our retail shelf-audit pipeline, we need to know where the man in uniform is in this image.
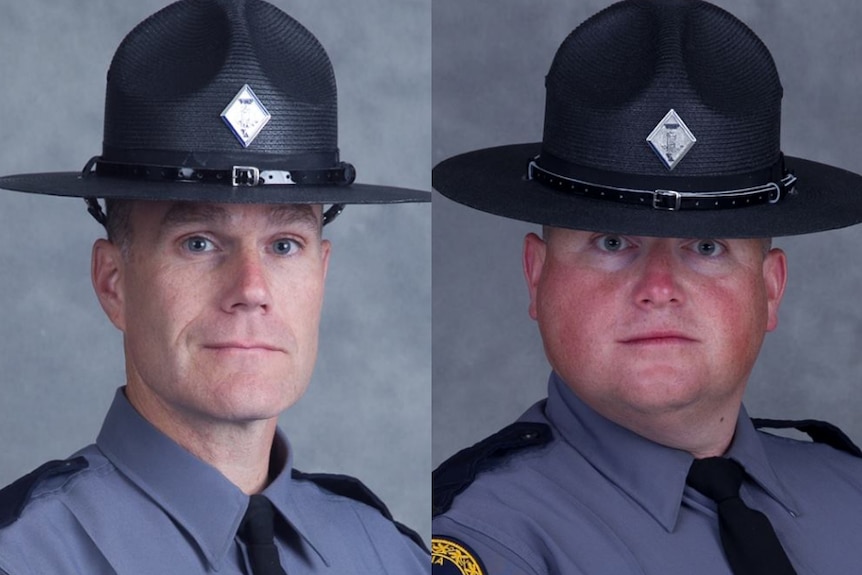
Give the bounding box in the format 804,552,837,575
0,0,429,573
432,1,862,573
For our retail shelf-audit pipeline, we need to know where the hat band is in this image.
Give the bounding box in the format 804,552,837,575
527,156,796,211
85,157,356,187
80,156,352,227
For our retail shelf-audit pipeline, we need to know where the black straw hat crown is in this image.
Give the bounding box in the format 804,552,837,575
104,0,337,170
542,0,782,183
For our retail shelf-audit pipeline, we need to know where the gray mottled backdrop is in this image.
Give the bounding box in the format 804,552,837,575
0,1,430,541
433,0,862,468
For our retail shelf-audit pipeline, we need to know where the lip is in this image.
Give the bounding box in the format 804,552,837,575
618,332,698,345
204,342,284,353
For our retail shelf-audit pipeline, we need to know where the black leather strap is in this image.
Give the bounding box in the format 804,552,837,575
91,158,356,187
527,156,796,211
81,153,350,227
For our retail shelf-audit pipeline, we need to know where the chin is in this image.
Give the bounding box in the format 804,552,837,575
209,399,290,424
208,377,308,417
613,377,714,414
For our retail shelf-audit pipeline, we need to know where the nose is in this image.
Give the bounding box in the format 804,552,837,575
221,248,272,313
632,242,684,308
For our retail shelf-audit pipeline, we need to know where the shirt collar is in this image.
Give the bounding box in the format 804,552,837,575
262,431,331,567
544,373,691,532
544,372,797,532
95,388,328,569
725,408,800,516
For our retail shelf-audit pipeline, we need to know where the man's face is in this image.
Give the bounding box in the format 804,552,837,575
93,201,330,426
523,228,786,433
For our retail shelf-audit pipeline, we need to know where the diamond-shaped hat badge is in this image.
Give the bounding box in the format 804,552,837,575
221,84,271,148
646,109,696,171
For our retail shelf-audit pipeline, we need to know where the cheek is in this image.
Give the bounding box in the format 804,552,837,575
535,268,610,364
697,276,770,358
274,267,326,322
122,265,194,343
718,273,768,322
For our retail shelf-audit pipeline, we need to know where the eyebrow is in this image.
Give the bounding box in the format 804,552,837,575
158,203,322,234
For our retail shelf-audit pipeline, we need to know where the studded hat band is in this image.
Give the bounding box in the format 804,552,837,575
526,155,797,212
81,156,352,226
83,157,357,188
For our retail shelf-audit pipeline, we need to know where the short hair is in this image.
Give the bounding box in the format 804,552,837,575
104,198,134,256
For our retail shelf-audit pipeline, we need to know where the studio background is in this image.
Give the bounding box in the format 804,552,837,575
433,0,862,468
0,1,431,541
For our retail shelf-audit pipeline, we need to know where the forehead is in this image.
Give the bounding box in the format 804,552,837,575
130,201,322,234
546,226,766,244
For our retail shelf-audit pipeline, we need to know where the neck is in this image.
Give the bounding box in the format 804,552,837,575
584,392,744,458
621,403,740,458
631,408,739,458
125,383,279,494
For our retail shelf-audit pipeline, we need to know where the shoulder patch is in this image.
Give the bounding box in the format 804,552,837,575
291,469,427,552
0,456,89,529
753,417,862,458
433,421,551,516
432,535,487,575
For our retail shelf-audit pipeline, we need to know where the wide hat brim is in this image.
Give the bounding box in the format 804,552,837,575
433,143,862,238
0,171,429,205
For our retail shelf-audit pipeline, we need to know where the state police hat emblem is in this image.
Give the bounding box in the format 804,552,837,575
646,109,696,171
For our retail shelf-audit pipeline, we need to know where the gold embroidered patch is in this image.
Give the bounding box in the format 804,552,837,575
431,536,486,575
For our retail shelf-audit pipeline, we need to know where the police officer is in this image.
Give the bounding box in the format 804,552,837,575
432,1,862,574
0,0,429,573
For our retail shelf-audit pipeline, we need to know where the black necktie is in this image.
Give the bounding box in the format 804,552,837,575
238,494,287,575
687,457,797,575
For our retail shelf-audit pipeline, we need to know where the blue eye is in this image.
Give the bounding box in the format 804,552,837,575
693,240,724,257
596,235,629,252
185,237,214,253
272,239,300,255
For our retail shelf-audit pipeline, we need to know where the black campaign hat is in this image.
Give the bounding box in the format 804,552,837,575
0,0,429,224
433,0,862,238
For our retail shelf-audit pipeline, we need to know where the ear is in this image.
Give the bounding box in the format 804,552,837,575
762,247,787,332
523,232,547,321
91,239,127,332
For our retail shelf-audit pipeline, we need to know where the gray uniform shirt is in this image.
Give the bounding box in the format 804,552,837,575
432,373,862,575
0,388,428,574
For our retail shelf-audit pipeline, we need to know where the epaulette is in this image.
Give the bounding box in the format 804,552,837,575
0,456,89,529
753,417,862,458
433,421,552,517
291,469,427,552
